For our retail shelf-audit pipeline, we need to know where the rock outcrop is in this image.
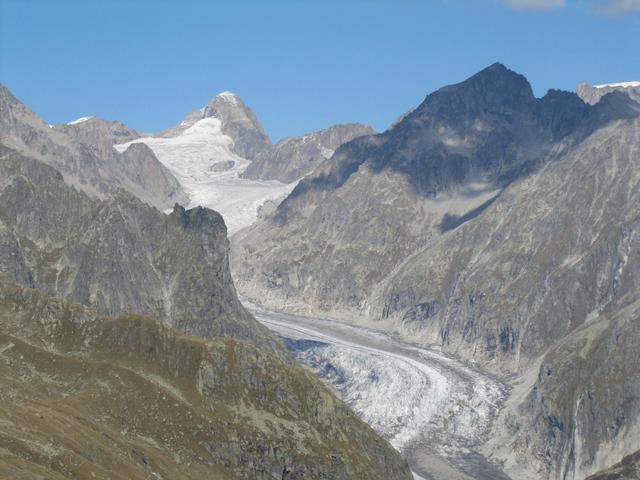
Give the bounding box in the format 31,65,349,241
578,81,640,105
0,144,278,354
586,450,640,480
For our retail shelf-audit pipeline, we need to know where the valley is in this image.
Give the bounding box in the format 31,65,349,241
246,302,510,480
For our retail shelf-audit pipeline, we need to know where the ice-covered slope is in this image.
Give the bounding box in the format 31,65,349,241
115,116,296,233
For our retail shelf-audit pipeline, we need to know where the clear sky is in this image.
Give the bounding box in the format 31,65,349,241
1,0,638,141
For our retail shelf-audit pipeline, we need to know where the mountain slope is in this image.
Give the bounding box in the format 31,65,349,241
0,279,412,480
586,450,640,480
231,64,640,479
0,85,187,210
242,123,374,183
232,63,638,321
0,144,280,354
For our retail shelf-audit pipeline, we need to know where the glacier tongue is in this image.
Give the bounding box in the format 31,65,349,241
114,117,296,233
248,305,509,480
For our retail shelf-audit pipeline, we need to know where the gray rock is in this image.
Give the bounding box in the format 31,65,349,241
578,80,640,105
232,63,640,479
0,144,281,355
0,84,188,210
242,123,374,183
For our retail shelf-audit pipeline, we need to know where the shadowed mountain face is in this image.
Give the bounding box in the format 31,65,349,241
0,279,412,480
0,85,187,210
282,63,637,203
232,63,640,479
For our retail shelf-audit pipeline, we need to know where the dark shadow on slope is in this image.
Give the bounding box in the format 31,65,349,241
439,194,500,233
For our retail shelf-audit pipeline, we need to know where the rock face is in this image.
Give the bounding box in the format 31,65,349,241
242,123,374,183
578,81,640,105
0,144,280,354
232,63,640,479
0,85,187,209
586,450,640,480
0,279,412,480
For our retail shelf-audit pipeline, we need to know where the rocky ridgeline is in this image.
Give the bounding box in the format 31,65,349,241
242,123,374,183
578,81,640,106
0,144,282,354
160,90,374,185
0,84,187,210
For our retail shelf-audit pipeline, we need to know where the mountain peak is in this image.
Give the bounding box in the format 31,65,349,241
215,91,239,104
67,116,95,125
463,62,533,96
410,63,535,122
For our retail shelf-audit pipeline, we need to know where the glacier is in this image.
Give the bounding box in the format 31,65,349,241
114,117,296,233
247,303,510,480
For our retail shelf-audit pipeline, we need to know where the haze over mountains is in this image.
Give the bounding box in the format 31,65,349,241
1,61,640,480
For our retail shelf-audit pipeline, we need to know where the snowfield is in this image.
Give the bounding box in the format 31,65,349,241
594,81,640,89
114,117,296,233
247,303,510,480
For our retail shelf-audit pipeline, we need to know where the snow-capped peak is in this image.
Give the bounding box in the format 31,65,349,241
594,81,640,89
216,91,239,105
67,116,94,125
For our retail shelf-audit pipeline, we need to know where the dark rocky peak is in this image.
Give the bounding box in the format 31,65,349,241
408,62,536,124
170,203,226,234
288,63,640,204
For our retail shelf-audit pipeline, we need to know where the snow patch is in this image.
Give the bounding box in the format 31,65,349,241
216,91,238,105
320,147,335,159
67,116,94,125
594,81,640,89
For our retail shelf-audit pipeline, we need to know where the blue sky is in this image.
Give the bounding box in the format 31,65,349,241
0,0,638,141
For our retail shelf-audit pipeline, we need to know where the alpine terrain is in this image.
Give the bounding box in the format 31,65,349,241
114,91,374,233
2,31,639,480
0,89,412,479
232,63,640,480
